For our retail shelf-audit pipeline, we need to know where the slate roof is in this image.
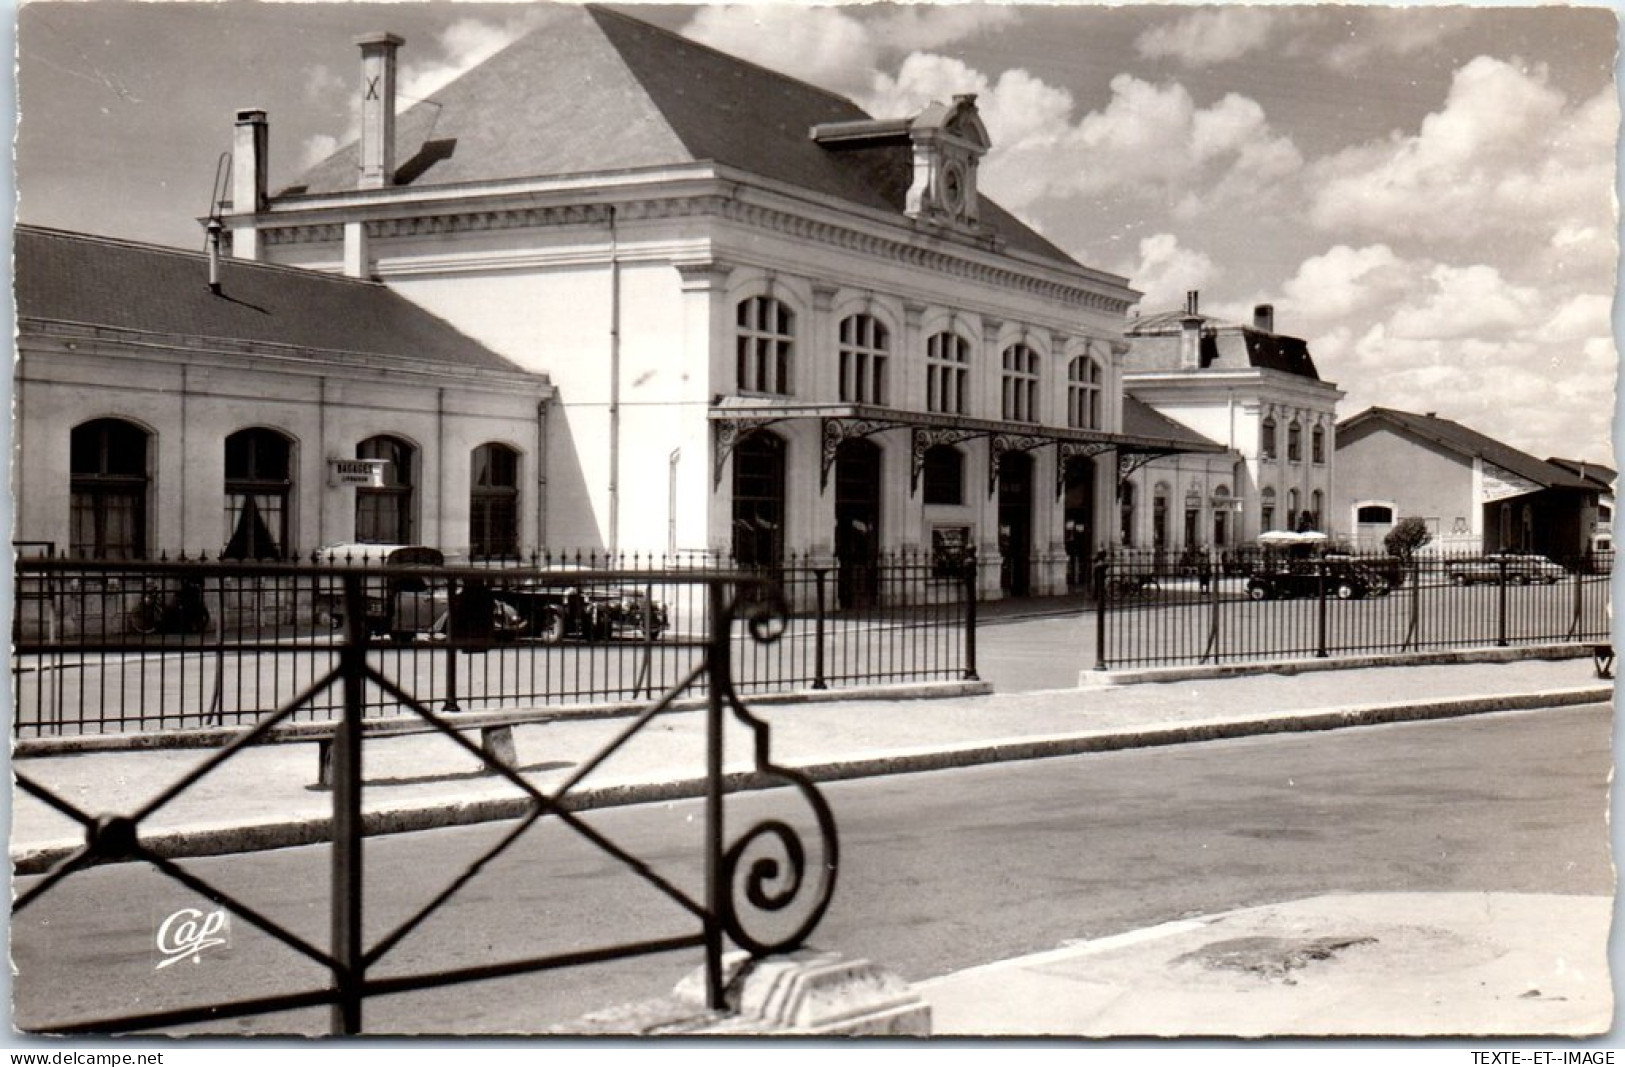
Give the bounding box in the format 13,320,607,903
15,225,532,375
1122,393,1225,452
1337,407,1596,492
284,4,1079,268
1123,309,1323,381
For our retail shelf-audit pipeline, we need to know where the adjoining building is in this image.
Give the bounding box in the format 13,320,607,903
1546,458,1615,554
13,225,553,560
218,4,1221,599
1334,406,1603,560
1120,293,1343,561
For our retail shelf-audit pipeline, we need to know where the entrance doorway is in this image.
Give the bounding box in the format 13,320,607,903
999,451,1034,596
1063,457,1095,588
834,439,882,609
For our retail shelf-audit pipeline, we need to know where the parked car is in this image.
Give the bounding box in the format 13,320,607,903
1445,553,1568,586
1245,557,1389,601
494,567,669,643
310,544,526,642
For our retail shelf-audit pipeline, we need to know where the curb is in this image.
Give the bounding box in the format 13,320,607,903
1082,643,1596,686
11,685,1609,876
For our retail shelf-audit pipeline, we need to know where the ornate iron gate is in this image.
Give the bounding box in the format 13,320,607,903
13,566,838,1034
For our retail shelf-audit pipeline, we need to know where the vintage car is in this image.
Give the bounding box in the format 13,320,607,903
310,544,526,642
1245,557,1390,601
494,567,670,643
1444,553,1568,586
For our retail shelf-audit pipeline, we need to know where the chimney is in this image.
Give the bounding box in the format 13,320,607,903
1253,304,1275,333
232,108,268,213
206,217,223,295
356,32,404,189
1180,290,1203,369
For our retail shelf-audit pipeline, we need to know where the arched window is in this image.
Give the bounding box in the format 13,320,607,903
1356,504,1395,524
736,295,794,395
1260,416,1278,460
224,428,292,560
1261,487,1278,531
1287,488,1301,530
838,313,889,404
355,435,416,545
470,443,520,559
926,331,970,415
922,445,964,506
1001,343,1040,422
1309,490,1324,531
1287,420,1303,462
1152,482,1170,551
1212,485,1232,547
1067,355,1102,429
1311,425,1326,464
732,431,786,569
70,418,149,559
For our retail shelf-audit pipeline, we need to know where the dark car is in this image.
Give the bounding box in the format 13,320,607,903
311,544,526,642
495,568,669,643
1445,553,1567,586
1245,558,1388,601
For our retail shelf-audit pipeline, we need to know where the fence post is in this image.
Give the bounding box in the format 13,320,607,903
1569,562,1583,639
1496,558,1509,647
444,577,461,712
962,558,979,682
703,578,729,1011
1094,559,1109,670
1315,556,1329,658
331,573,368,1035
812,568,828,690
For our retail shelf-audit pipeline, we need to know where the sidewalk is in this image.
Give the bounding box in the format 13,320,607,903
9,651,1615,1037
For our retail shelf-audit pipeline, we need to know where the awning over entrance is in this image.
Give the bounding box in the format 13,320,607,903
709,397,1227,499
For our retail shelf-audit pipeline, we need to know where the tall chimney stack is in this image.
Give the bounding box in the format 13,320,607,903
1180,290,1203,369
232,108,268,213
356,33,403,189
1253,304,1275,333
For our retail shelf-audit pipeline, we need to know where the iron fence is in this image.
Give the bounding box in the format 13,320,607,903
1095,547,1614,670
12,565,838,1034
12,549,975,739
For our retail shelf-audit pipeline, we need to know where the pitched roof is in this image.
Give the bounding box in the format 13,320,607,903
14,225,533,375
1124,309,1322,380
1546,456,1616,489
1122,393,1225,452
1337,407,1595,492
284,4,1079,267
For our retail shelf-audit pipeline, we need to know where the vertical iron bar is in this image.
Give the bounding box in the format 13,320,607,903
1316,557,1329,658
962,557,979,681
1496,558,1509,647
331,573,367,1035
812,568,828,690
703,578,728,1011
444,577,461,712
1094,559,1107,670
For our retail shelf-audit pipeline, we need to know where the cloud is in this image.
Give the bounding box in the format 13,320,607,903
398,13,552,104
1123,234,1216,310
1307,57,1614,256
685,5,879,99
1136,8,1277,66
1322,8,1477,72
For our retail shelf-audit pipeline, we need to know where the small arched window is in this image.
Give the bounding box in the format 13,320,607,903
1261,416,1278,460
1311,424,1326,464
470,443,521,559
1288,420,1303,462
355,435,416,545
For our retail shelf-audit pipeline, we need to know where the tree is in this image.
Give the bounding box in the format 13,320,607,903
1384,516,1433,559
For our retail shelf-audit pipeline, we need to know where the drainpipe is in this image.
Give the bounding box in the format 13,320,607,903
668,448,681,558
437,387,446,550
536,399,549,554
608,205,622,555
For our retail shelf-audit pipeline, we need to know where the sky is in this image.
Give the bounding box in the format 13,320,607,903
10,0,1621,468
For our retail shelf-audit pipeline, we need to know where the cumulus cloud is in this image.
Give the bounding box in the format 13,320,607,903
398,12,552,104
1136,8,1277,66
1124,234,1217,309
1322,7,1477,72
1307,58,1615,255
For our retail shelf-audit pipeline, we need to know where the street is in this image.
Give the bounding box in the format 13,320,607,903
11,700,1610,1035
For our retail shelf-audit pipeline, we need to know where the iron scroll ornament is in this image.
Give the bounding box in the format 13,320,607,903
714,579,841,956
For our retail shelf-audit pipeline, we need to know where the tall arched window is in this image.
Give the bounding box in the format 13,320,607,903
732,431,787,569
1287,420,1303,462
224,427,293,560
1067,355,1101,429
355,435,416,544
926,331,970,415
1287,487,1301,531
1001,343,1040,422
922,445,964,506
1152,482,1170,551
470,443,520,559
70,418,150,559
736,295,794,395
1311,424,1326,464
1260,416,1278,460
1261,487,1278,531
1119,480,1136,547
838,313,889,404
1309,489,1324,531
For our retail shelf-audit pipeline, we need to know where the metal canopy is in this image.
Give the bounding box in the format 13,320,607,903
709,399,1225,494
